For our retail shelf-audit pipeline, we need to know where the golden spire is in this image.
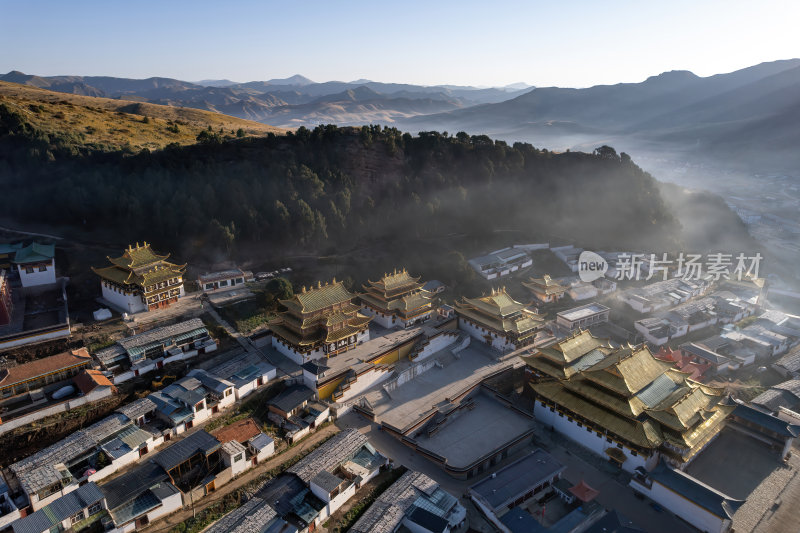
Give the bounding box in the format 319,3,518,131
317,280,322,289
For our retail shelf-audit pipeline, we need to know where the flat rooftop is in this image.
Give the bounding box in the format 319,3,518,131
413,389,535,469
685,428,781,500
557,303,610,322
363,342,520,432
323,326,425,377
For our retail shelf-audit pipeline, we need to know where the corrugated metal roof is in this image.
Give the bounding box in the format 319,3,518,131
469,449,565,510
648,461,744,519
154,430,220,471
288,429,367,483
13,482,104,533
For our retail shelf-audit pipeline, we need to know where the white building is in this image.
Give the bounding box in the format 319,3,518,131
10,482,106,533
198,268,252,292
351,469,467,533
13,242,56,288
630,462,743,533
468,247,533,280
556,303,610,331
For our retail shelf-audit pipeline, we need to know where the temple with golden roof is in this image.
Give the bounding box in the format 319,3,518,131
92,242,185,314
526,330,733,473
360,268,433,328
523,274,568,303
454,287,545,352
269,279,372,364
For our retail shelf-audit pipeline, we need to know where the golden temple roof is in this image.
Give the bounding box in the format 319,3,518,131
539,330,613,364
458,287,532,318
281,279,356,313
530,340,732,455
366,268,422,293
455,301,544,337
523,274,568,295
107,242,170,270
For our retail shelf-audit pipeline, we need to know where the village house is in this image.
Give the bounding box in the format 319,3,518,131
202,496,296,533
469,449,565,532
6,413,162,511
197,268,252,292
94,318,217,383
619,278,710,313
556,303,610,332
99,429,249,532
213,418,275,465
198,349,276,400
286,429,387,523
351,469,466,533
13,242,56,289
468,247,533,280
0,348,92,399
10,482,106,533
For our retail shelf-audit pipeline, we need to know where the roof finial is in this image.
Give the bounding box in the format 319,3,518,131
332,276,337,284
317,280,322,289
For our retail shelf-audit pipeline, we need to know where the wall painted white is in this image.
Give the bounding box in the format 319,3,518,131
18,260,56,288
630,479,729,533
534,401,652,473
101,284,147,314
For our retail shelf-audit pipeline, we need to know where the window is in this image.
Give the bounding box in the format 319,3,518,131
25,266,34,274
71,510,85,524
558,412,564,417
549,407,555,412
631,450,638,456
234,453,243,462
606,437,612,443
576,421,582,427
586,426,592,432
224,389,232,397
39,265,48,272
617,443,623,449
87,501,103,515
596,432,603,437
540,402,546,407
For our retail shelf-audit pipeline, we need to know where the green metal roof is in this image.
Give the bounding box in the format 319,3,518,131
13,242,55,264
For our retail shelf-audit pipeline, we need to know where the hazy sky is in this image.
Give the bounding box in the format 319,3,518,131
3,0,799,87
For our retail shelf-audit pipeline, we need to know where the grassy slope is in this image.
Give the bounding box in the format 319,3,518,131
0,80,286,151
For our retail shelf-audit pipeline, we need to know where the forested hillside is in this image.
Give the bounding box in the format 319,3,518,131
0,102,755,272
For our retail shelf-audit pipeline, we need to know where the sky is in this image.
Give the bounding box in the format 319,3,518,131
2,0,800,88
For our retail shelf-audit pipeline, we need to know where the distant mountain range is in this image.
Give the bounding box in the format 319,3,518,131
4,60,800,171
395,59,800,171
0,70,528,128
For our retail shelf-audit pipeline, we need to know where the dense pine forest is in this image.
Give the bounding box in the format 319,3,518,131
0,102,753,270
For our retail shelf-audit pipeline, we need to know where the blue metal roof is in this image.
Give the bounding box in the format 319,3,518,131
499,507,547,533
13,482,104,533
648,461,745,519
733,403,800,438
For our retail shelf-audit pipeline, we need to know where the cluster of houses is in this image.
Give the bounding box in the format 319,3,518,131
0,345,277,533
4,236,800,533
